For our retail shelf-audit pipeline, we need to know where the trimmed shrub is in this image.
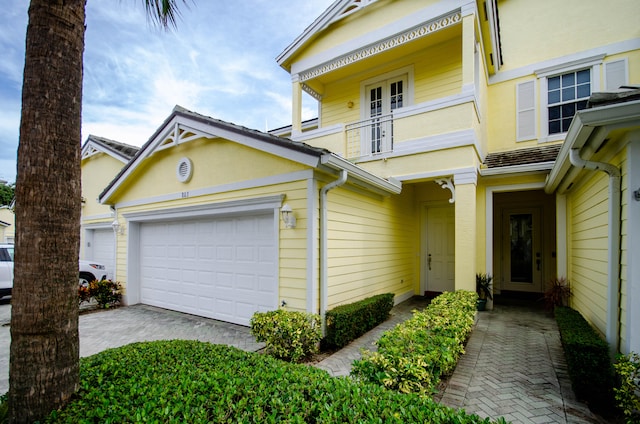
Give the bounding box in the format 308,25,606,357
555,306,614,412
324,292,394,349
614,352,640,422
351,290,477,396
42,340,506,423
250,309,321,362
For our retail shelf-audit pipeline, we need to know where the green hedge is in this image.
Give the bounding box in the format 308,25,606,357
351,290,478,396
250,309,321,362
554,306,614,412
323,293,395,349
42,340,506,423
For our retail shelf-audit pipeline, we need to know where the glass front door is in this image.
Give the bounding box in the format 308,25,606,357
502,208,542,292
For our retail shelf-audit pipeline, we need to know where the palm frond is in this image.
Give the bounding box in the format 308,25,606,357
143,0,191,29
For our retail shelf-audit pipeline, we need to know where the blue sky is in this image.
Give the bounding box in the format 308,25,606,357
0,1,334,184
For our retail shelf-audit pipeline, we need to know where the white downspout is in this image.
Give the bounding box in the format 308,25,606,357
569,148,621,356
320,170,347,335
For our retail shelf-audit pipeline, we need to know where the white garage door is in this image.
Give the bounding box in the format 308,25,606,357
139,213,277,326
87,228,115,279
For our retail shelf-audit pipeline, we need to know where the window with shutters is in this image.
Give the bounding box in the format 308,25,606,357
517,57,629,142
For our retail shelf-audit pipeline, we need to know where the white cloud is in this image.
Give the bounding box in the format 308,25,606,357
0,0,336,182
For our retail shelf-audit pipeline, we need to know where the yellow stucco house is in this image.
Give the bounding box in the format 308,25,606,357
95,0,638,353
81,135,139,279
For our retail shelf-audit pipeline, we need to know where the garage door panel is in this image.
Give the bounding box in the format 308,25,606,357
139,213,278,326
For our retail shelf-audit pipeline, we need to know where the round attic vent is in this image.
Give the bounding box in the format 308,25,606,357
176,157,193,183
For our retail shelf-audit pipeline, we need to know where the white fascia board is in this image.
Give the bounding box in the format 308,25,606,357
290,0,462,76
545,100,640,194
81,139,130,164
176,116,322,168
320,153,402,195
276,0,348,68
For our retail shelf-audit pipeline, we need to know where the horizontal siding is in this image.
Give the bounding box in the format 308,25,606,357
413,38,462,103
320,37,462,129
325,185,417,308
569,171,609,337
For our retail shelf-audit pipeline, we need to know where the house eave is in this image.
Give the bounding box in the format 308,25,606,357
99,106,328,205
480,162,555,177
320,153,402,195
545,99,640,194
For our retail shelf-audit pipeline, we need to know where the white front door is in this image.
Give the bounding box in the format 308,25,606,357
363,76,406,155
423,205,455,294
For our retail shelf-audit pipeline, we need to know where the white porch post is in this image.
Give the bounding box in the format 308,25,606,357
292,75,302,138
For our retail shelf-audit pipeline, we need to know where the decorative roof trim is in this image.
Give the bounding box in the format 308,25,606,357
277,0,370,67
81,135,139,163
99,106,329,204
298,10,461,82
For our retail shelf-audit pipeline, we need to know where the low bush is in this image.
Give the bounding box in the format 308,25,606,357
614,352,640,423
41,340,506,423
79,279,122,309
554,306,614,412
351,290,477,396
250,309,321,362
323,292,394,349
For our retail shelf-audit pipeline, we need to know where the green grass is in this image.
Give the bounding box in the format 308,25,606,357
32,339,507,423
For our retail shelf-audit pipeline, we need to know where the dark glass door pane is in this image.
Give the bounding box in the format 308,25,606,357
510,213,533,283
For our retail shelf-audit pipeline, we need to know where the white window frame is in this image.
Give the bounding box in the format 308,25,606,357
535,55,603,142
359,65,414,120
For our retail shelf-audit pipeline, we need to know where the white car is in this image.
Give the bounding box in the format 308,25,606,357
0,243,109,298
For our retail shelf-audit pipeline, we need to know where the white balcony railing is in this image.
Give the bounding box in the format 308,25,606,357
346,113,393,158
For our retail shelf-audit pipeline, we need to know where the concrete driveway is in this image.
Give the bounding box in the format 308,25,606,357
0,300,263,395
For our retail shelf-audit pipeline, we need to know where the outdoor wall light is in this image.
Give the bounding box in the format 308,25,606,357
281,204,297,229
111,219,124,235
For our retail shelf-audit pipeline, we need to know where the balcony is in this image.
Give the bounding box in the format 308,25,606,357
345,113,394,158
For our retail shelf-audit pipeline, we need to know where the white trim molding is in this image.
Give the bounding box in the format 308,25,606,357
295,8,462,80
484,182,546,278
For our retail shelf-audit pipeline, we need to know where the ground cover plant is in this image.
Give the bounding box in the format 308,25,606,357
351,290,477,396
37,340,508,423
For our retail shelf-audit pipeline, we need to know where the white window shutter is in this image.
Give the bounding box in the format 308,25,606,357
604,59,628,91
516,80,536,141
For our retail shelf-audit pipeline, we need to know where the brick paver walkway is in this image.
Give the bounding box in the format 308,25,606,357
316,298,603,424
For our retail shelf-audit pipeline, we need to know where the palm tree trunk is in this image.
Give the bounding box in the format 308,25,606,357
9,1,86,422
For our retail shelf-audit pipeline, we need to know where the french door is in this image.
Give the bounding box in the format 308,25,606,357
364,75,406,155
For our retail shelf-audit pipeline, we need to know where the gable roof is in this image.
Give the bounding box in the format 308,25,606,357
81,135,140,164
99,105,401,204
276,0,379,69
